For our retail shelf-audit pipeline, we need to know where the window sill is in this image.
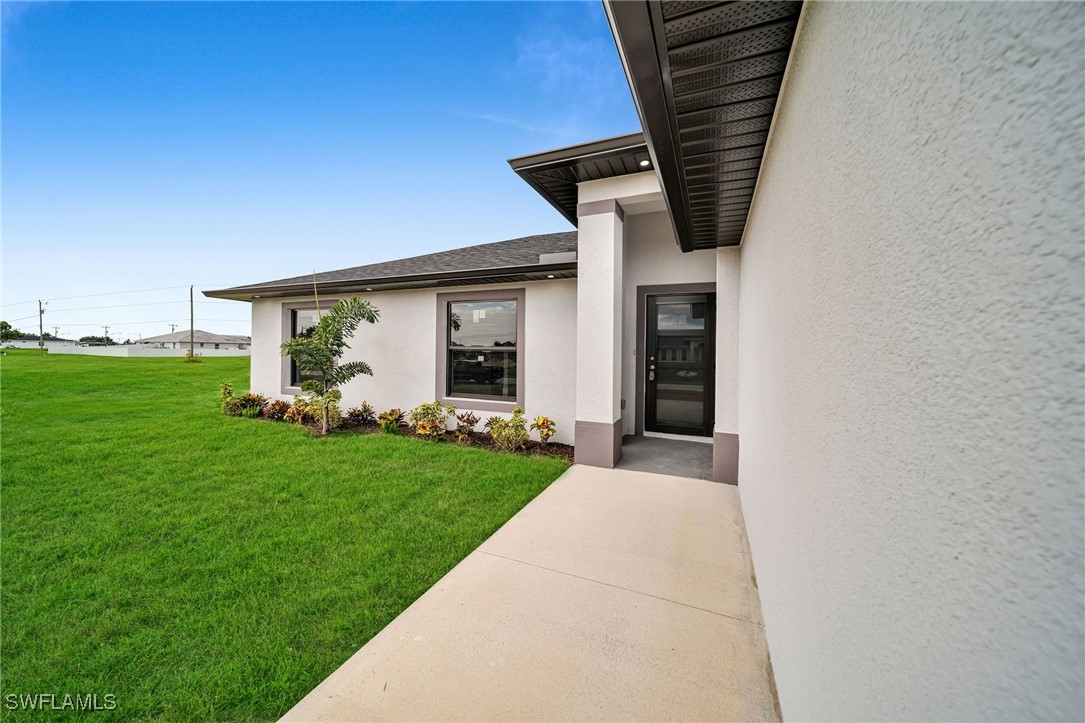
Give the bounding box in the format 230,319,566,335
439,396,519,414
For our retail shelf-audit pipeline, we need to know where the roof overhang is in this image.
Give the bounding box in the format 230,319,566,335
508,133,652,225
603,0,803,251
203,262,578,302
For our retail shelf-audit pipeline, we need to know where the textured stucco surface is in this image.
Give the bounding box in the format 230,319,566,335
575,210,624,426
249,279,577,444
737,3,1084,721
714,247,740,434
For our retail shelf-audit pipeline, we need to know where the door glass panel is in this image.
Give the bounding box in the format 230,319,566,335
656,303,705,331
654,367,705,427
647,295,711,433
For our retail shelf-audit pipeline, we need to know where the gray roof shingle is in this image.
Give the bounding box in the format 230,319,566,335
237,231,577,291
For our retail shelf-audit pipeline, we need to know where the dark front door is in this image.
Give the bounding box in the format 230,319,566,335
645,293,715,436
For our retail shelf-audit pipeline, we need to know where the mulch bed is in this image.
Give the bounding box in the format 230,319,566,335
317,421,575,464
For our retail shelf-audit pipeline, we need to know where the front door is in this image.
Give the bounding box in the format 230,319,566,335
645,293,715,436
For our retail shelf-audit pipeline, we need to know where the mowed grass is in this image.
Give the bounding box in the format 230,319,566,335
0,351,567,720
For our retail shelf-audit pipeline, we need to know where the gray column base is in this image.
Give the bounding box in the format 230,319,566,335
713,432,740,485
574,419,623,468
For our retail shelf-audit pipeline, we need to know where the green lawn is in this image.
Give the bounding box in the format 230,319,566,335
0,351,567,720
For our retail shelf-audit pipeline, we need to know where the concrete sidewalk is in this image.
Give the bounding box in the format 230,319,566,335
281,465,779,722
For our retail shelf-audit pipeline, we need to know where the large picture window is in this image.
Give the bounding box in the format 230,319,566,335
290,308,322,386
446,299,517,400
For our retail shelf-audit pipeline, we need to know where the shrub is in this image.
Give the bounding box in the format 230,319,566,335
483,416,503,432
454,411,481,443
222,390,267,418
184,349,202,363
219,382,234,405
409,401,455,438
344,401,376,427
489,406,529,451
263,399,290,421
530,416,557,444
241,406,262,419
307,389,342,431
284,396,314,425
378,408,404,434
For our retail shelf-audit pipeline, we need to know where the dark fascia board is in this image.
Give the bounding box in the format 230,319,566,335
603,0,696,252
508,132,647,226
203,261,578,301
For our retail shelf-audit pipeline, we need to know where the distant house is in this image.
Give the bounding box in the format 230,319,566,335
135,330,250,351
3,335,78,350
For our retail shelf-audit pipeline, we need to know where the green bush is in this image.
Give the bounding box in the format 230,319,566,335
344,401,376,427
530,416,557,444
263,399,290,421
409,401,455,438
378,408,404,434
489,406,529,451
454,411,481,443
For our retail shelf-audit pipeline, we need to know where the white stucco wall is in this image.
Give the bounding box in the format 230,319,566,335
714,248,740,434
619,210,717,435
250,279,577,444
576,210,624,426
737,3,1084,721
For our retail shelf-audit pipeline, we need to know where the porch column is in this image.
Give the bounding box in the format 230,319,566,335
574,199,624,467
713,247,741,484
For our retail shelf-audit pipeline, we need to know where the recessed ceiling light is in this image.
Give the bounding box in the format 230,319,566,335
546,274,555,278
366,288,372,291
253,295,260,298
639,159,651,167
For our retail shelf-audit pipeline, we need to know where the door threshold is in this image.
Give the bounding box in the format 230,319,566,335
642,431,712,445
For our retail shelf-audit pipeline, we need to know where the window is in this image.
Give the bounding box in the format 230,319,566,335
436,289,524,410
290,309,322,386
214,343,220,350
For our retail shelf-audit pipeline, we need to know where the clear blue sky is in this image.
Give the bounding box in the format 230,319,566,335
1,1,637,340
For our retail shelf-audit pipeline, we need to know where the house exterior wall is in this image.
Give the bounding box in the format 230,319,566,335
619,210,717,437
250,279,577,444
735,2,1084,721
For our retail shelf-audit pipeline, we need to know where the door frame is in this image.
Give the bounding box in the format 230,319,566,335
634,282,717,437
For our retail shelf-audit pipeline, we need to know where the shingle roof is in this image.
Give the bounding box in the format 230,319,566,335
137,330,251,344
205,231,578,300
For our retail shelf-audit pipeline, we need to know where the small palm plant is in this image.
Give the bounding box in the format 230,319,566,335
280,296,380,435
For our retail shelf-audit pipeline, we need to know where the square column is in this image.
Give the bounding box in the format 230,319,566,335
574,199,625,467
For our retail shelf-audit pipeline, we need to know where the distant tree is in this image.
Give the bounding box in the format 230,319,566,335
0,321,23,341
79,335,116,345
280,296,380,435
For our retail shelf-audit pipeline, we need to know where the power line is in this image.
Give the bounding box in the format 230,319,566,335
14,318,249,328
3,283,237,308
34,300,236,314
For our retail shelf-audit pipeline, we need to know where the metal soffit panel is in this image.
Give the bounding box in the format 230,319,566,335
508,133,652,226
606,0,803,251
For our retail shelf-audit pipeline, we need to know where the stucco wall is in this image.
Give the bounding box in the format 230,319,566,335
737,2,1084,721
250,280,577,444
620,210,717,435
714,248,740,435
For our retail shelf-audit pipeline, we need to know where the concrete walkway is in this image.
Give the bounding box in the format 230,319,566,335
281,466,779,722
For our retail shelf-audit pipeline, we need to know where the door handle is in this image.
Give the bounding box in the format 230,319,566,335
648,370,655,381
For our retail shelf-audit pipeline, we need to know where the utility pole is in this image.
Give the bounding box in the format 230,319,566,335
38,300,46,356
189,285,195,358
103,325,110,346
52,326,60,339
169,323,177,334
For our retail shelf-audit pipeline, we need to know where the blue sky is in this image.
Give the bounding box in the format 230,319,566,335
1,1,637,340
